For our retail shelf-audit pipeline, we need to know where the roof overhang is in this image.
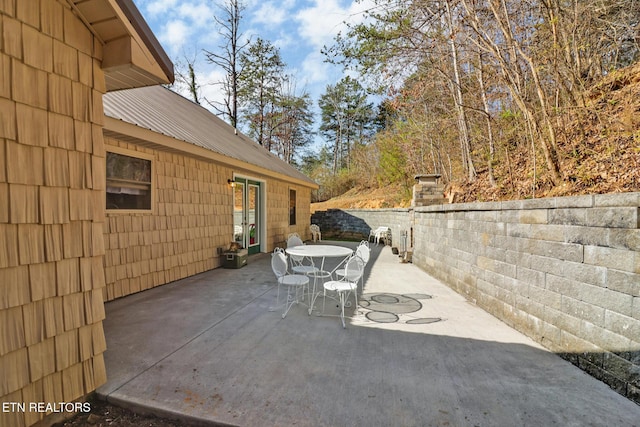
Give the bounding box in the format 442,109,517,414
70,0,174,91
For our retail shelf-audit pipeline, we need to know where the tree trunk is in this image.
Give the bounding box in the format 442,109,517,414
445,0,476,182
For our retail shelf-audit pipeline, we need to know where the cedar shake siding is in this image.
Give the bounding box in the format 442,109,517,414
0,1,172,426
101,87,316,301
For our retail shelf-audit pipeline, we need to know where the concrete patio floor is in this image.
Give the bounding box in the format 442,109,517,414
96,241,640,427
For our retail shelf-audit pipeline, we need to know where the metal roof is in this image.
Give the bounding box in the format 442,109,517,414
103,86,317,187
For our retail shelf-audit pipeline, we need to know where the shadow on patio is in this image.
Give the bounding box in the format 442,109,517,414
97,241,640,427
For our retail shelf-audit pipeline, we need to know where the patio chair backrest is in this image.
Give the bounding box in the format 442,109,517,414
287,232,301,241
342,255,365,283
286,235,305,263
355,244,370,264
271,250,288,279
287,234,303,248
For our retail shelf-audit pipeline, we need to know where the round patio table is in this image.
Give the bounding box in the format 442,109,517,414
285,245,353,314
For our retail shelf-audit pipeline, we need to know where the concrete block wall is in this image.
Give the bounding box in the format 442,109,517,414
314,192,639,404
412,193,640,404
311,208,412,246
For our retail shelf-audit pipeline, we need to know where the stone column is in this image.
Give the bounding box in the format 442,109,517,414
412,174,446,207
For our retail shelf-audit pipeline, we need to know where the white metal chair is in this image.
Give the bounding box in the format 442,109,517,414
286,234,318,278
323,255,365,328
287,232,301,242
335,243,370,290
271,248,309,318
369,226,390,245
352,242,371,265
310,224,321,242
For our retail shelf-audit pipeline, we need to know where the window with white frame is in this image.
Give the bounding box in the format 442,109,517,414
106,149,153,211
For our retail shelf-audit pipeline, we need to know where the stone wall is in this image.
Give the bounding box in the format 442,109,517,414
313,192,640,404
311,208,412,246
412,174,446,207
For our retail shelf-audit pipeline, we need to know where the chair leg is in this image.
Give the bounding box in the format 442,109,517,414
282,287,292,318
339,291,346,328
310,275,320,316
354,285,358,312
282,285,300,318
269,283,282,313
322,284,330,314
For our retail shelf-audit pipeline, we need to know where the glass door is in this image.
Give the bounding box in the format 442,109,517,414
233,180,245,249
232,178,262,255
247,183,260,253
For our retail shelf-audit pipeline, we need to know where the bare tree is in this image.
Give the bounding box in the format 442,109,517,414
171,50,202,105
461,0,563,184
203,0,249,129
444,0,476,182
475,49,496,187
325,0,640,193
271,77,315,164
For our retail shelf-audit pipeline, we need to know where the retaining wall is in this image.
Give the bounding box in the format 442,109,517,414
313,192,640,404
311,208,412,245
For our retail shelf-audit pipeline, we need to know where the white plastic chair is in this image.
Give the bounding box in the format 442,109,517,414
369,226,390,245
323,255,365,328
310,224,321,242
271,248,309,318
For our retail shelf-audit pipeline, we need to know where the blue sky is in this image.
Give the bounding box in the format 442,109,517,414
135,0,375,148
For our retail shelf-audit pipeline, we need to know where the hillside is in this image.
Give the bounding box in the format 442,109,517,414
312,63,640,211
311,185,412,212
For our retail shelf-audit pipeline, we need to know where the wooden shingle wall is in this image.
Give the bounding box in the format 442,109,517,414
1,2,108,426
267,180,312,248
103,139,233,300
103,138,314,301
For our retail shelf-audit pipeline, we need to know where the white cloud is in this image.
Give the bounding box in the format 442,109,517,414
251,1,288,26
142,0,377,126
196,68,228,110
160,20,192,54
299,51,331,86
178,2,214,28
294,0,374,49
272,31,295,51
141,1,216,55
248,0,298,24
144,0,179,16
290,0,376,97
171,65,227,114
